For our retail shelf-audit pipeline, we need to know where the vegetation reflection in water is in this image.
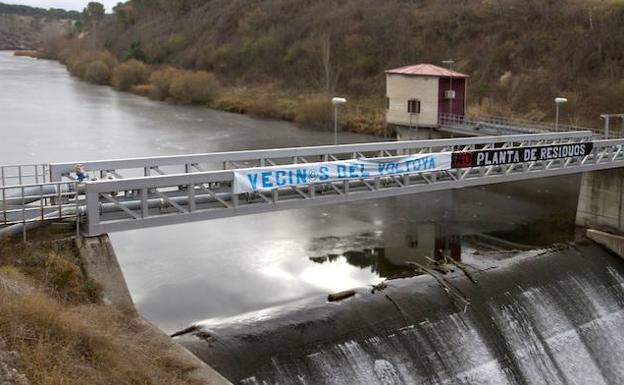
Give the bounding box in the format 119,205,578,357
308,218,576,280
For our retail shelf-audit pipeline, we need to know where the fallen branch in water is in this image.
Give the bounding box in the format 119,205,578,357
445,258,478,284
406,261,471,310
328,289,356,302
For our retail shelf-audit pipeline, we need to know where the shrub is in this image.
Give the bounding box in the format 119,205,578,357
111,59,151,91
169,71,219,104
147,66,182,100
130,84,155,97
294,96,333,128
64,50,117,84
84,60,111,84
125,41,146,61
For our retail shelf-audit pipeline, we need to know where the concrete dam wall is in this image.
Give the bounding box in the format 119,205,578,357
177,243,624,385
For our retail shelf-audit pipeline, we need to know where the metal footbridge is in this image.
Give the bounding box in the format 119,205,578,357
438,113,620,137
2,130,624,238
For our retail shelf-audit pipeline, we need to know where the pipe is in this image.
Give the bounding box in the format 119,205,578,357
1,184,83,206
0,205,85,239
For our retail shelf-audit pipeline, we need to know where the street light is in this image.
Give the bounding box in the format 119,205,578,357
554,97,568,130
332,97,347,144
442,60,455,115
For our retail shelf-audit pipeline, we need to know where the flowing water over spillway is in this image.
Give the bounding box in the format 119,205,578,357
179,244,624,385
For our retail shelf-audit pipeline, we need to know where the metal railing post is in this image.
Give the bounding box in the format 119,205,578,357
85,184,100,237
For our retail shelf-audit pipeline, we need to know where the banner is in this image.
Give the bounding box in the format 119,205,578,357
451,142,593,168
233,153,452,194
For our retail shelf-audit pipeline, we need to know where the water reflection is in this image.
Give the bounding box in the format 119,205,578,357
307,218,567,280
309,223,466,279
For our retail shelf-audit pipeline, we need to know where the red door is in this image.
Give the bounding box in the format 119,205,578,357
438,77,465,117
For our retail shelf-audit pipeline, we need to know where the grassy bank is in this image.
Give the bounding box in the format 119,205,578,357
0,239,202,385
33,47,385,136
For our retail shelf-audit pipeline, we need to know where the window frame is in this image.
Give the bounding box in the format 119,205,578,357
407,99,421,114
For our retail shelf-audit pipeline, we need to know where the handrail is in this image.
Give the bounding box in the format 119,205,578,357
48,131,592,182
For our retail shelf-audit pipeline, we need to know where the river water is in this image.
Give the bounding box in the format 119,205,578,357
3,51,623,385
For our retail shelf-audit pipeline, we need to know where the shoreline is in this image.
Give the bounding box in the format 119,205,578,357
13,50,386,137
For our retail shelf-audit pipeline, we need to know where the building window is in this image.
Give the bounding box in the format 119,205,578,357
408,99,421,114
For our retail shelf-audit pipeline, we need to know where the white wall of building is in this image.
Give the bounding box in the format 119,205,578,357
385,74,439,128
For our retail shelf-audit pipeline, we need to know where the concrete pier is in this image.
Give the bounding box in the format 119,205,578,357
576,168,624,234
78,234,234,385
587,229,624,260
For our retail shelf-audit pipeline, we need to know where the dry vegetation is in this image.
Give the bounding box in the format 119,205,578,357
40,0,624,133
0,240,201,385
0,13,72,50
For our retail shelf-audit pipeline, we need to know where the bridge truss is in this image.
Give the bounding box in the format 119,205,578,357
2,131,624,237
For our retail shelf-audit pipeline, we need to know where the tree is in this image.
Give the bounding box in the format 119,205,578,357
113,2,136,26
83,2,105,51
83,2,105,23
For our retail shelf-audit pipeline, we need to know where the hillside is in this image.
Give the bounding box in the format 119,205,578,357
0,14,72,50
0,2,76,50
49,0,624,130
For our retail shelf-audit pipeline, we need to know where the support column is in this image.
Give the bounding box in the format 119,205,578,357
576,168,624,234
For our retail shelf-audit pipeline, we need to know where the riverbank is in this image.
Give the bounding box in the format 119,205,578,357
0,234,232,385
25,49,385,136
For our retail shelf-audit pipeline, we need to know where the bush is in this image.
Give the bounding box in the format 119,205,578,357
147,66,182,100
64,50,117,84
111,59,151,91
169,71,219,104
294,96,333,128
130,84,154,97
84,60,111,84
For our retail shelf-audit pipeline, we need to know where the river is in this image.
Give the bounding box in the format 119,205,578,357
0,51,582,330
4,51,622,385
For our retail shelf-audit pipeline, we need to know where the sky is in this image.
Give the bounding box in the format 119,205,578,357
7,0,120,12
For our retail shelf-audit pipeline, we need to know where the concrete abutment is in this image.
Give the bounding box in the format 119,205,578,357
77,234,234,385
576,168,624,234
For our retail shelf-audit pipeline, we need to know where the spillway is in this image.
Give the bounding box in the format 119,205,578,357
177,242,624,385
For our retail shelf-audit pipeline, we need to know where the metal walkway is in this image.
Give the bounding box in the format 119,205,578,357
439,114,614,138
2,131,624,237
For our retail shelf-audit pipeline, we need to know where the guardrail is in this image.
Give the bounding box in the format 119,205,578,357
49,131,592,182
0,164,49,187
439,114,610,137
0,181,80,240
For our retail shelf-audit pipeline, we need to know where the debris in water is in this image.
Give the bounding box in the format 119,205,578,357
328,289,356,302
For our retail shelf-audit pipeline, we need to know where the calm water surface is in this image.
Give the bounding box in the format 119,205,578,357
0,52,580,333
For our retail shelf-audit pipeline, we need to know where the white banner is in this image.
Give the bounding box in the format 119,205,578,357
232,152,452,194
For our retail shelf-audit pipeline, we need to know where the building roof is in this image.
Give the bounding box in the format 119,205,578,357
385,63,469,78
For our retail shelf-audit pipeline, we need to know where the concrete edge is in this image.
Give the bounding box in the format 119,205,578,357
76,235,234,385
586,229,624,260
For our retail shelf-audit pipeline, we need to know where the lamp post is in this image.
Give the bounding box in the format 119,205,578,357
554,97,568,130
331,97,347,144
442,59,455,115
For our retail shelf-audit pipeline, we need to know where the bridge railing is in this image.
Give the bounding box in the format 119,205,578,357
82,133,607,236
0,180,80,239
439,114,608,137
49,131,592,183
0,163,49,187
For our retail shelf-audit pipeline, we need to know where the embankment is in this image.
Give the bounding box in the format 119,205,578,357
0,233,233,385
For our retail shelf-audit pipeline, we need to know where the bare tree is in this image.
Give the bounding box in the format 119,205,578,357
319,31,341,95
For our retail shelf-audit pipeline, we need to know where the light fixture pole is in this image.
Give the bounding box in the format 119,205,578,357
554,97,568,130
442,60,455,115
331,97,347,144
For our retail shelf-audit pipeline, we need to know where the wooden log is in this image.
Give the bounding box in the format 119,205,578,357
328,289,356,302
